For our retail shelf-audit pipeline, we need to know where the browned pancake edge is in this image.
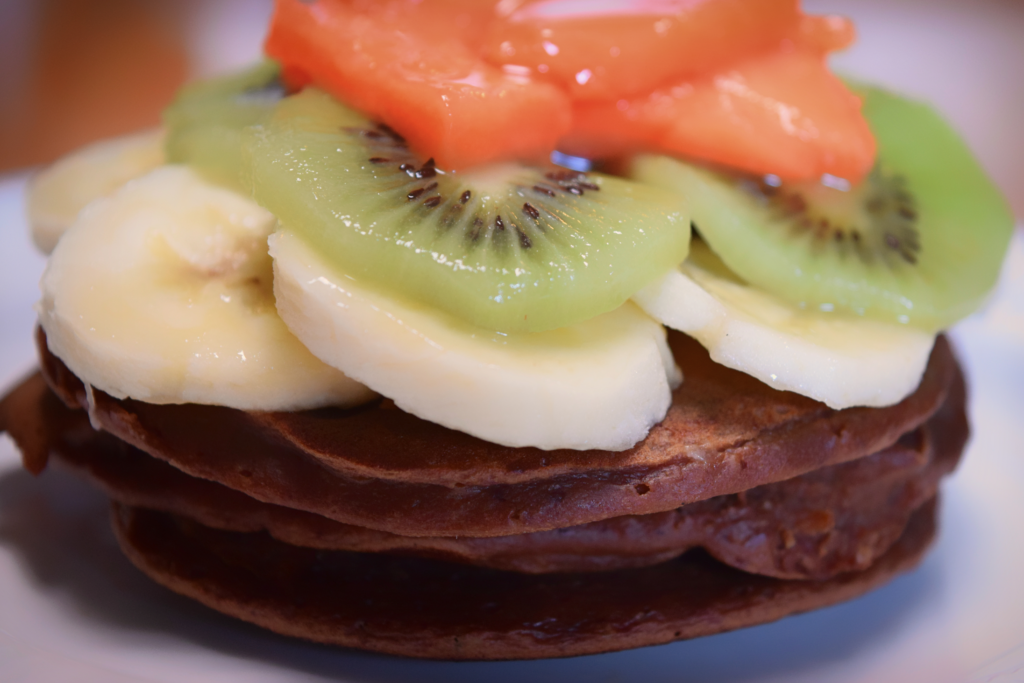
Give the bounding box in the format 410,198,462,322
54,379,966,579
109,499,940,661
30,329,960,537
0,361,966,580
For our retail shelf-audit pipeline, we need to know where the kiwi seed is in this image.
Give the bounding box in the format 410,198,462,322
246,89,691,332
629,84,1015,331
343,121,613,255
743,168,922,267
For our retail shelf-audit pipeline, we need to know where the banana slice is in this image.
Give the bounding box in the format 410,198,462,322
632,241,935,409
27,130,166,253
38,166,374,411
270,230,681,452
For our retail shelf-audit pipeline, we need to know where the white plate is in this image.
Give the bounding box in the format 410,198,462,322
2,1,1024,680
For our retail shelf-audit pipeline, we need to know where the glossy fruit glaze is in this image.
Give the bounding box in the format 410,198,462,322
265,0,872,180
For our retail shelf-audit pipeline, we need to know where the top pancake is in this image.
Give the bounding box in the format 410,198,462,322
29,328,958,538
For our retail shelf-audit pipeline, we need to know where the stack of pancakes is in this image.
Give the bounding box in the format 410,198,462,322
0,328,967,660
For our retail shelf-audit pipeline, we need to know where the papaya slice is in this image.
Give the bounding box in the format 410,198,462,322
266,0,869,180
563,47,875,182
798,14,858,53
481,0,802,101
265,0,572,169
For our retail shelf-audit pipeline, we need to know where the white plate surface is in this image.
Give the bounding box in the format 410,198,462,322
2,2,1023,681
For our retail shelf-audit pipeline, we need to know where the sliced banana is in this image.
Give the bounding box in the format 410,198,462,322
38,166,374,411
270,230,681,451
632,241,935,409
27,130,166,253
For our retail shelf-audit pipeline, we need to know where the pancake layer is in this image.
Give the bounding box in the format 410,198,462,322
109,500,939,660
32,328,958,537
3,370,961,578
0,329,966,659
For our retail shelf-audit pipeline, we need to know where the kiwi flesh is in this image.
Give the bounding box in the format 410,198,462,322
164,61,284,189
630,85,1013,332
244,89,690,333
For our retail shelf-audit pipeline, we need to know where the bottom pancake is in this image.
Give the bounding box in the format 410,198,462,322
111,499,939,661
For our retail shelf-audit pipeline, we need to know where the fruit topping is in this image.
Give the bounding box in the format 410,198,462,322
630,85,1014,331
633,239,935,408
481,0,802,100
163,60,284,189
264,0,872,180
566,47,876,182
27,130,165,253
245,89,690,333
271,229,679,451
38,166,374,410
264,0,573,169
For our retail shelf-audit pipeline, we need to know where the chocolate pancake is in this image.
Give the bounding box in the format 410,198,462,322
109,499,939,660
0,330,963,660
0,346,966,580
32,328,958,537
0,368,963,579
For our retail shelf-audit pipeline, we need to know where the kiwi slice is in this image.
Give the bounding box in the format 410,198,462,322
163,61,283,189
630,85,1013,331
243,89,690,333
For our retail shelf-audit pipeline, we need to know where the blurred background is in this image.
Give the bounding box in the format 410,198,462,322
0,0,1022,217
0,0,273,172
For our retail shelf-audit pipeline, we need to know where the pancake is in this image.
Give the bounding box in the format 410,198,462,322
109,499,939,660
32,328,958,537
0,368,962,579
0,329,965,659
0,330,966,580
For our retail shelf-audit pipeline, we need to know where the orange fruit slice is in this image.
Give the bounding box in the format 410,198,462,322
265,0,870,180
265,0,572,169
564,46,875,182
482,0,801,101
